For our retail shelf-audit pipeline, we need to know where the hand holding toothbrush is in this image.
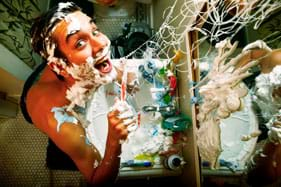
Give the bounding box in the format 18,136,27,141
109,65,138,142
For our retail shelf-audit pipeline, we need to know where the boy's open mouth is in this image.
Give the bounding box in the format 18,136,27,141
94,58,112,73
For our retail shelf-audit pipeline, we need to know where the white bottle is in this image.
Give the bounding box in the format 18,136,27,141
164,154,183,170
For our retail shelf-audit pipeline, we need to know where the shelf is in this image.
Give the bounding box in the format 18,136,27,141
118,164,182,179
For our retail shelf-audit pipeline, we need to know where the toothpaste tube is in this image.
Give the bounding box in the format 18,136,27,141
121,160,152,167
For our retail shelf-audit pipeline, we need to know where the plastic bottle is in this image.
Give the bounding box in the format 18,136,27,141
164,154,183,170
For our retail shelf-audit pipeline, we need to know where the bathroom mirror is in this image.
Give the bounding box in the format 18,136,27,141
194,0,281,177
87,0,281,185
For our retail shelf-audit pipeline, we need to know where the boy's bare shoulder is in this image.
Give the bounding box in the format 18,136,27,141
26,81,67,129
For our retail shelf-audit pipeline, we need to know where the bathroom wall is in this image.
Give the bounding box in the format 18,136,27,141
0,68,23,98
0,0,49,98
0,44,31,98
0,0,49,69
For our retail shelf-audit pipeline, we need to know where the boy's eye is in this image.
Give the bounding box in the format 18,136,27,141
92,29,100,36
75,39,86,48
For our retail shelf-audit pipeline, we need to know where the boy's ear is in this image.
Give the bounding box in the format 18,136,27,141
59,69,69,78
48,61,68,77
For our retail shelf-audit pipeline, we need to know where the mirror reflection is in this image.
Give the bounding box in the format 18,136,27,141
1,0,281,186
194,1,281,186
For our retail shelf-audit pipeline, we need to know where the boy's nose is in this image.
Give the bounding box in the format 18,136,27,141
90,35,110,58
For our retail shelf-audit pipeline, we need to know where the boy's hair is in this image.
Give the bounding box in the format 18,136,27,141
30,2,80,60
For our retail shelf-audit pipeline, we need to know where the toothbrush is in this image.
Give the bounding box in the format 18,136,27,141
121,62,127,102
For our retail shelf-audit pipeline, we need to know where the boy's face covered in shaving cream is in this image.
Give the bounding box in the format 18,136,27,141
51,11,116,86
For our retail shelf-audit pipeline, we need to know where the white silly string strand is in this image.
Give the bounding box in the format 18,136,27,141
124,0,281,70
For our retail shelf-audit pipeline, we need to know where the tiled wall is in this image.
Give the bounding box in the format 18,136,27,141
0,110,85,186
